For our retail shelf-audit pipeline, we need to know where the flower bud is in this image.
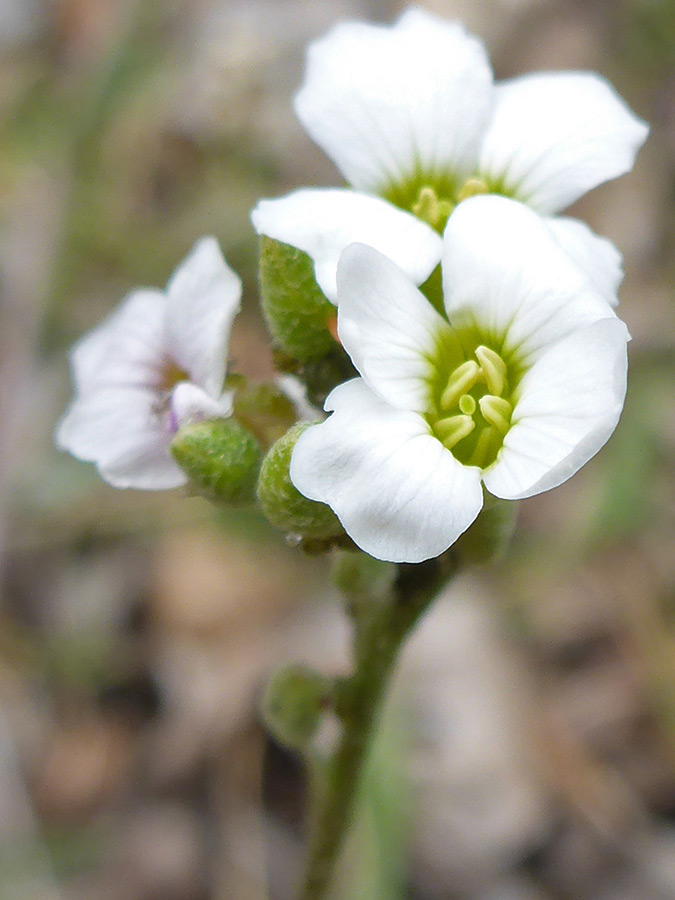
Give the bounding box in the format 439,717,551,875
257,423,343,539
258,236,336,362
171,418,261,505
261,662,332,751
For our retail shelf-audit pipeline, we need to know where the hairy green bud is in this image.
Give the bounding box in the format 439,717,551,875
258,236,336,362
171,418,262,505
257,423,343,539
261,663,332,751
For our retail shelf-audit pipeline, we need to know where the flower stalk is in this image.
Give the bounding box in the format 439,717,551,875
298,551,457,899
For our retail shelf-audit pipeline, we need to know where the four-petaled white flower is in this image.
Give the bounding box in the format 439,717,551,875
56,238,241,489
290,196,630,563
252,7,648,306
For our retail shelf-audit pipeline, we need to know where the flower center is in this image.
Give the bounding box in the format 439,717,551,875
154,359,191,433
429,344,513,468
160,360,189,392
411,178,490,232
383,171,493,232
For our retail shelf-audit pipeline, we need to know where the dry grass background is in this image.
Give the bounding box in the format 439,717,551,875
0,1,674,898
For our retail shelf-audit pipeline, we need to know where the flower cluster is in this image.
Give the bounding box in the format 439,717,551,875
56,8,647,564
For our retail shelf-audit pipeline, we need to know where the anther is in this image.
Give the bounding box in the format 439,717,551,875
413,186,454,231
413,187,438,224
475,346,507,396
435,414,475,450
478,394,512,435
456,177,489,203
440,360,480,410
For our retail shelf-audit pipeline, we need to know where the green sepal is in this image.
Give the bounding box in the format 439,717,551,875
261,663,333,751
171,418,262,505
454,491,519,565
258,236,336,362
257,423,343,540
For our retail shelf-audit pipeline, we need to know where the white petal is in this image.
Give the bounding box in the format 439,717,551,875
56,387,186,490
546,216,623,307
484,318,629,499
442,196,617,365
478,72,649,214
294,9,492,192
170,381,232,429
70,289,167,393
251,188,441,304
290,379,483,563
166,236,242,396
337,244,451,412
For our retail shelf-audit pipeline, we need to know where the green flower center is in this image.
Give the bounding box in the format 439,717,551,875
428,343,515,469
383,172,511,233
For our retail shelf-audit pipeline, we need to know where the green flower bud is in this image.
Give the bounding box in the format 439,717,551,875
258,236,336,362
261,663,332,751
171,418,262,505
257,423,343,539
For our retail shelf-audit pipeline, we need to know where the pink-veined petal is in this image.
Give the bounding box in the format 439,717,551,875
290,379,483,563
56,387,185,490
484,318,629,499
70,289,166,393
294,9,492,192
337,243,451,412
166,236,241,396
442,196,617,366
478,72,649,214
251,188,442,304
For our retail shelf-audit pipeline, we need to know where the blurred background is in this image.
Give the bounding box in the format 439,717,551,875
0,0,674,898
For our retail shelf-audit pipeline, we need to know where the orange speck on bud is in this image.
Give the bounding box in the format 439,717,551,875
327,314,340,344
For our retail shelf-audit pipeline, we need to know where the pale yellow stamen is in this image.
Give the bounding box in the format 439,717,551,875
440,360,480,410
478,394,512,435
475,345,507,396
468,425,498,468
412,186,454,230
456,177,489,203
435,414,475,449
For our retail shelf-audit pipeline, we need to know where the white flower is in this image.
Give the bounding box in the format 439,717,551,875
252,7,647,305
290,196,630,563
56,237,241,489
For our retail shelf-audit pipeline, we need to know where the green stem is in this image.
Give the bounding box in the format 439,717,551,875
299,554,457,900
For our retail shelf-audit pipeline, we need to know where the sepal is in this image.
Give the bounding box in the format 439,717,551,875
258,237,336,362
170,418,262,505
257,423,343,540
